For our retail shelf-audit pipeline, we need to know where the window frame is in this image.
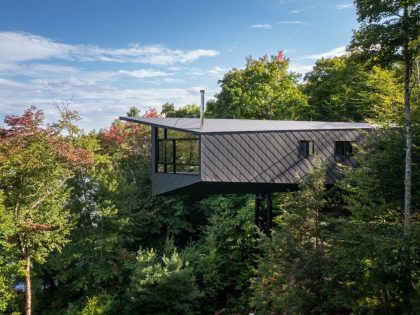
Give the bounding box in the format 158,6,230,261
334,141,354,156
155,127,200,175
298,140,315,158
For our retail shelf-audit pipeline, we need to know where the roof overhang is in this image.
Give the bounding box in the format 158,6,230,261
120,117,373,134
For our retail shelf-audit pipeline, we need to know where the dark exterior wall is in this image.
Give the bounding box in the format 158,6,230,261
200,129,366,185
152,173,200,195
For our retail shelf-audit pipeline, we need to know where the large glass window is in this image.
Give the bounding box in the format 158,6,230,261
155,128,199,174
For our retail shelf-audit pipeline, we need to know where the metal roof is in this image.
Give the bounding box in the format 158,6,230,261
120,117,373,134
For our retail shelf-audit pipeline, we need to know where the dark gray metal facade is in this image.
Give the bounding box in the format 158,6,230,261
200,129,363,186
121,117,371,196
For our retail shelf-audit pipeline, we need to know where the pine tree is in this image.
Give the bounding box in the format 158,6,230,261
251,161,332,314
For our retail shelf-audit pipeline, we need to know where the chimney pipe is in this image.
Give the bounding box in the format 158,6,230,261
200,89,205,128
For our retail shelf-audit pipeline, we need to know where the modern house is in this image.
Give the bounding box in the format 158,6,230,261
120,116,372,196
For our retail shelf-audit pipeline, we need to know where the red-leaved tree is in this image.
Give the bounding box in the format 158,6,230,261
0,106,93,315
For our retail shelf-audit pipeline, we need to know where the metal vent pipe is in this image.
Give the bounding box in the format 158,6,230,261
200,89,205,128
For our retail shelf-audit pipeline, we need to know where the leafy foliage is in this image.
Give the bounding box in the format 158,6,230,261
161,102,200,118
304,55,404,122
183,195,260,314
329,130,420,314
351,0,420,236
125,245,202,315
350,0,420,66
0,107,93,314
251,162,333,314
207,54,308,119
0,191,24,312
1,36,419,314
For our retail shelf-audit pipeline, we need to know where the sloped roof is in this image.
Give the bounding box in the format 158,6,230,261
120,117,373,134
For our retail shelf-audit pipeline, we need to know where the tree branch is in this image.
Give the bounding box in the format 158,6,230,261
25,176,71,214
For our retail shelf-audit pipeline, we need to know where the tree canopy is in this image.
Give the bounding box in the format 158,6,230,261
206,54,308,119
0,107,93,315
351,0,420,235
0,25,419,314
304,55,404,122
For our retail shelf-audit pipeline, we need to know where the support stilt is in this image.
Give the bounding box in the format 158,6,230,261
254,193,273,235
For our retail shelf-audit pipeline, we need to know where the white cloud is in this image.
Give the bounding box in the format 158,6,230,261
337,3,353,9
118,69,172,78
289,9,302,14
186,67,205,76
301,46,347,60
0,63,80,78
0,78,29,88
282,49,296,54
207,66,227,74
0,31,222,130
0,32,74,63
163,78,185,84
288,63,313,74
0,72,219,131
277,20,305,25
250,24,272,29
0,31,220,65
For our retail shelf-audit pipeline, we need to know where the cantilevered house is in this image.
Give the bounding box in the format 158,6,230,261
120,116,372,196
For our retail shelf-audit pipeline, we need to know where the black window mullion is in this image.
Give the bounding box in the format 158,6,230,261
173,139,176,173
155,127,200,175
165,129,168,172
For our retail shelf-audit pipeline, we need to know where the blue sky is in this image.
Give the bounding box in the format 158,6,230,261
0,0,358,130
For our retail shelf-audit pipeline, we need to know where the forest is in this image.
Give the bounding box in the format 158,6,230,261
0,2,419,314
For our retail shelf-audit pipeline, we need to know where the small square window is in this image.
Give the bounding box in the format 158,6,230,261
335,141,353,156
298,140,314,157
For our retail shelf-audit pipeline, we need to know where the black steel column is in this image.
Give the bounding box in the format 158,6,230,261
254,193,273,235
255,193,260,227
266,193,272,233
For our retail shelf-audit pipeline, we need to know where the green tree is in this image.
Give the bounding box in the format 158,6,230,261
330,130,420,313
126,244,202,315
126,106,140,118
304,55,404,122
350,0,420,235
251,162,333,314
207,55,308,119
161,103,200,118
77,295,113,315
183,195,260,314
161,102,176,117
100,113,206,249
0,191,24,312
37,109,207,314
0,107,92,315
43,160,139,312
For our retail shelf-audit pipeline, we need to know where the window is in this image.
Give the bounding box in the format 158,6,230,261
155,127,199,174
298,140,314,157
335,141,353,156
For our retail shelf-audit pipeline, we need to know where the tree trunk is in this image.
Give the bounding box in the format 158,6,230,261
25,255,32,315
403,48,412,236
402,56,413,315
